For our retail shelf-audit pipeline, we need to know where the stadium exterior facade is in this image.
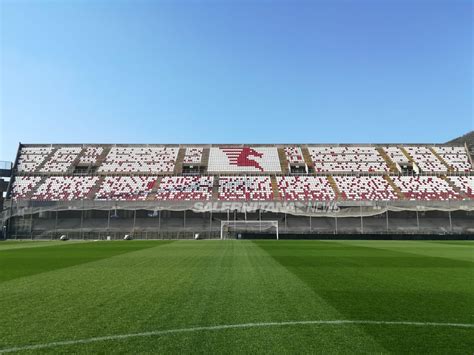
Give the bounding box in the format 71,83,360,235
1,142,473,239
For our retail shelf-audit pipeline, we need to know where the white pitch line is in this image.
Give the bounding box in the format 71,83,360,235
1,319,472,353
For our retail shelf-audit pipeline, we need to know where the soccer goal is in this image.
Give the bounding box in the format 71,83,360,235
220,220,279,240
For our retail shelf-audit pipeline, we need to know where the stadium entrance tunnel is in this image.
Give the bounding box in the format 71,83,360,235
2,208,473,240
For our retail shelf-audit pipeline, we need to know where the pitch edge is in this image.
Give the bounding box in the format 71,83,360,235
1,319,472,353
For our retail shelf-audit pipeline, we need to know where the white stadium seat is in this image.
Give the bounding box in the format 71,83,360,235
218,176,273,200
334,176,399,201
308,146,389,173
31,176,99,201
155,176,213,200
277,176,335,201
98,147,178,173
96,176,157,201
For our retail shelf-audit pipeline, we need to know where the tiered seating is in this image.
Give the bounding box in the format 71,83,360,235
98,147,178,173
432,146,472,172
218,176,273,200
31,176,99,201
383,146,413,167
277,176,335,201
309,146,389,173
183,148,203,164
447,176,474,198
208,147,281,172
96,176,157,201
404,146,446,172
79,146,104,164
11,176,42,200
391,176,461,201
16,147,53,172
155,176,213,200
284,147,305,164
40,147,82,173
334,176,399,201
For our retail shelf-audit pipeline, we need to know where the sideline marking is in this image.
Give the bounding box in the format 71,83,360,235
1,319,472,353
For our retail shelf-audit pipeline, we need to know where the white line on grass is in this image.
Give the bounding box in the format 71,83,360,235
1,319,472,353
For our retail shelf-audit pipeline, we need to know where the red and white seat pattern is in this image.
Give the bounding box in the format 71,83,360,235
31,176,98,201
183,148,203,164
334,176,399,201
208,147,281,173
277,176,335,201
432,146,472,172
308,146,389,173
218,176,273,200
391,176,461,201
16,147,53,172
96,176,156,201
447,176,474,198
403,146,446,172
98,147,178,173
11,176,42,200
79,146,104,164
284,147,305,164
155,176,213,200
383,146,409,165
40,147,82,173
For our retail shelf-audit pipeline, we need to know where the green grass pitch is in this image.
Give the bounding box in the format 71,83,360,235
0,240,472,353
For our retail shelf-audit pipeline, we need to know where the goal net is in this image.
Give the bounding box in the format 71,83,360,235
220,220,279,240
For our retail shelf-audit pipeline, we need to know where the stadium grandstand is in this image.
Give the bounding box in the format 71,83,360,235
1,137,473,239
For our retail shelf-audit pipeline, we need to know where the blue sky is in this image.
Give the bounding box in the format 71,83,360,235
0,0,472,162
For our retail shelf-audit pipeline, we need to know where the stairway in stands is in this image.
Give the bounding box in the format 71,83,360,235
429,147,453,172
34,147,58,173
383,175,405,199
68,147,87,174
87,176,104,200
201,148,210,173
270,176,280,200
377,147,398,173
147,177,163,200
327,175,342,200
27,176,48,199
301,147,314,171
95,146,112,168
441,175,468,199
399,147,415,164
212,176,220,200
277,148,289,174
173,148,186,174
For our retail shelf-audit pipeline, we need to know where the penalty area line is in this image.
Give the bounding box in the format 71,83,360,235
1,319,473,353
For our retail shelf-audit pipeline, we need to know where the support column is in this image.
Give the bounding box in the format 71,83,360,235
80,209,84,240
132,210,137,234
158,210,161,237
30,211,33,240
416,210,420,232
448,211,452,232
54,211,58,239
209,211,212,238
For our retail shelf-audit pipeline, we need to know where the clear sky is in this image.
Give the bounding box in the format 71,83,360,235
0,0,472,162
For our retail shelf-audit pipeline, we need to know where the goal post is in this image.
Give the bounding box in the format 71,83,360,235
220,220,279,240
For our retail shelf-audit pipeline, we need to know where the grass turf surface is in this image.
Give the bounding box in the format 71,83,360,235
0,240,472,353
